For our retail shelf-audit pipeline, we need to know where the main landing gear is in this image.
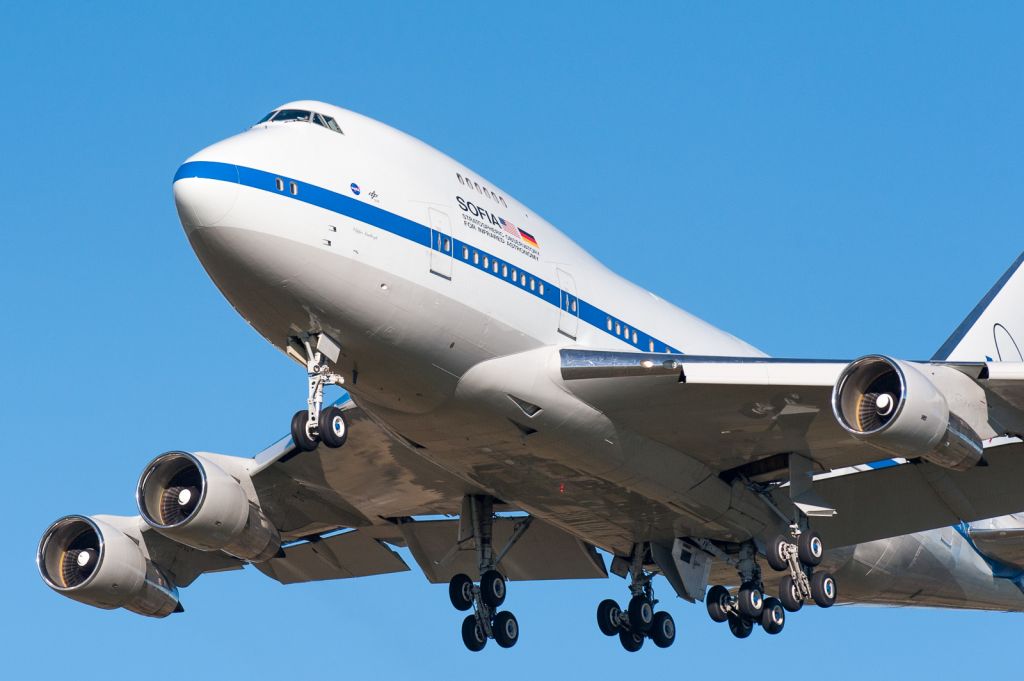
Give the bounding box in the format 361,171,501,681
595,545,676,652
289,335,348,452
704,530,837,639
704,541,785,639
447,496,523,652
765,529,838,612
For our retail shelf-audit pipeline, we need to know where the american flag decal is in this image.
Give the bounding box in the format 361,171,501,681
499,217,519,237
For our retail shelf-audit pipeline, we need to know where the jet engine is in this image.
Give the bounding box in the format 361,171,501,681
832,355,983,471
136,451,280,562
37,515,181,617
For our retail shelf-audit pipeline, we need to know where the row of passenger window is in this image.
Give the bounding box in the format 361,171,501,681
606,315,674,353
460,245,545,296
457,173,507,208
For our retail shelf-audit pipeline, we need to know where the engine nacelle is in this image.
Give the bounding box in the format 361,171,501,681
37,515,180,617
136,451,280,562
832,355,983,471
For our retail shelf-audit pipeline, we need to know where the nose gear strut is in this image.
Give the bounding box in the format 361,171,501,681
288,334,347,452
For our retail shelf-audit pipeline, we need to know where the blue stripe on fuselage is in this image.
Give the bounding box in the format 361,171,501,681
173,160,682,354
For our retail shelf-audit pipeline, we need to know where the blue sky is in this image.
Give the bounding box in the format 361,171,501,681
4,2,1024,678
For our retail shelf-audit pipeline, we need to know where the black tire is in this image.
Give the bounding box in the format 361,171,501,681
597,599,622,636
778,575,803,612
706,584,730,623
319,406,348,448
493,611,519,648
727,613,753,639
290,410,318,451
627,595,654,632
737,581,764,619
760,597,785,635
619,628,645,652
448,573,473,611
766,535,790,572
810,571,838,608
480,569,507,608
798,530,824,567
461,614,487,652
649,611,676,648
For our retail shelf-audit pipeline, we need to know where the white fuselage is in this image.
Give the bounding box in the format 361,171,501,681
172,100,1024,611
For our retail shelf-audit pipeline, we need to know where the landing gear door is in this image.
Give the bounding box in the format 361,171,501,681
428,208,453,280
556,268,579,339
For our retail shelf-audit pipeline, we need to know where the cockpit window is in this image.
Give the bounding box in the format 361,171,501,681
322,116,342,133
257,108,343,134
272,109,312,122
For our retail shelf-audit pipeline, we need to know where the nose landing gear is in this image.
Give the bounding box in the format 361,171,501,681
288,335,347,452
594,544,676,652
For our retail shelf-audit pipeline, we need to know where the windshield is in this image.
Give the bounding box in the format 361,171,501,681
272,109,311,122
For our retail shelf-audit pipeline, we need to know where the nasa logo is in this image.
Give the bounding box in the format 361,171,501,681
350,183,361,196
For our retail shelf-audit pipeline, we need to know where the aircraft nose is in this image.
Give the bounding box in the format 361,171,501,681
173,162,239,230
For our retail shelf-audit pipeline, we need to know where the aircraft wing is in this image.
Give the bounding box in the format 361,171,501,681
173,394,607,587
558,348,1024,547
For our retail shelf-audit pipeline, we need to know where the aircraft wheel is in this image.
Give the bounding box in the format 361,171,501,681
727,613,753,639
706,584,730,623
649,611,676,648
493,611,519,648
480,569,506,608
810,571,837,608
619,628,645,652
799,530,824,567
628,594,654,632
319,406,348,448
290,410,318,451
461,614,487,652
448,573,474,611
737,581,764,619
766,535,790,571
597,599,622,636
778,575,803,612
760,597,786,635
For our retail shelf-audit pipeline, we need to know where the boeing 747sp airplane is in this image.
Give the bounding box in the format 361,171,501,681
39,101,1024,652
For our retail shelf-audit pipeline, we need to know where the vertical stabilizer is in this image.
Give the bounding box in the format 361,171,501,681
934,252,1024,362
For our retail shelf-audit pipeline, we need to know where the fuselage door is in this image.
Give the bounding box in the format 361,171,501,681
556,268,579,339
428,208,453,280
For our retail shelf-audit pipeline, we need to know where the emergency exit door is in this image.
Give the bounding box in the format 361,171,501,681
556,268,579,339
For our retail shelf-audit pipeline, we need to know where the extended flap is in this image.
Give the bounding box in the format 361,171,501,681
399,517,607,583
255,530,409,584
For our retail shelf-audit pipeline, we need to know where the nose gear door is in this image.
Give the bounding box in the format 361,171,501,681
556,268,579,339
429,208,453,280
